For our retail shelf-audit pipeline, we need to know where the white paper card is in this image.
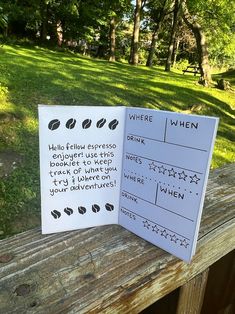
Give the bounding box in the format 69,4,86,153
39,105,126,233
119,108,218,261
39,105,218,261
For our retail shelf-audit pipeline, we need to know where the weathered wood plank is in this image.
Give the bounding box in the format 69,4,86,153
176,268,209,314
201,250,235,314
0,163,234,314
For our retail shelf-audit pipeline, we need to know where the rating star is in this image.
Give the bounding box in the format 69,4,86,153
160,229,168,238
152,225,159,233
180,239,189,248
189,174,200,184
149,161,157,171
143,220,150,229
170,234,178,243
158,165,167,174
178,171,187,181
168,168,177,177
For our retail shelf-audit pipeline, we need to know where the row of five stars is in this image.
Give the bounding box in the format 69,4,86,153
143,220,189,248
149,162,200,184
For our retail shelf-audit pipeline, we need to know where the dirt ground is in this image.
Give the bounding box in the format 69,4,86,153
0,151,23,178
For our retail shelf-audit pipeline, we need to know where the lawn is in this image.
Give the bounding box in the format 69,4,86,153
0,44,234,238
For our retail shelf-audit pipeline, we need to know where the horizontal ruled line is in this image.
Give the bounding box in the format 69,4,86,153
122,190,194,223
127,133,208,152
121,206,190,240
125,152,203,175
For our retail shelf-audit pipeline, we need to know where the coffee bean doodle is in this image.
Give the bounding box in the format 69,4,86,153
108,119,119,130
64,207,73,215
66,118,76,129
48,119,60,130
51,210,61,219
96,118,106,128
82,119,92,129
92,204,100,213
105,203,114,211
78,206,86,214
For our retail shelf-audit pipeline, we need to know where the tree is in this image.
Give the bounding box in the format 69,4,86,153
107,0,132,62
109,16,116,61
129,0,143,65
39,0,48,42
165,0,181,71
182,0,211,85
146,0,170,67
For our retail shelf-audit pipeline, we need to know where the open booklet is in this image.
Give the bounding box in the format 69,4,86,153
38,105,218,262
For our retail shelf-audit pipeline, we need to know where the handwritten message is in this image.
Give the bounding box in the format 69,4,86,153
47,142,118,196
39,105,126,233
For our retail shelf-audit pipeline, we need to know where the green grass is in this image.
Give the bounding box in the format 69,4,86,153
0,44,234,238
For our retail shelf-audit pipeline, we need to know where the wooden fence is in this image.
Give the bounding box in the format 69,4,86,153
0,163,234,313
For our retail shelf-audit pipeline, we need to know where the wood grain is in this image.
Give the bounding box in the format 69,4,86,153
176,268,209,314
0,163,234,314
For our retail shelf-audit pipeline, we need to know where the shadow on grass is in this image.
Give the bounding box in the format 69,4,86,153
0,44,234,237
212,70,235,87
4,45,235,146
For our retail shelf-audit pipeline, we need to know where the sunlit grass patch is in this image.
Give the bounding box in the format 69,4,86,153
0,44,234,238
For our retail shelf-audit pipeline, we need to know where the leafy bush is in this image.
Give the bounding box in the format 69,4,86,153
174,59,190,71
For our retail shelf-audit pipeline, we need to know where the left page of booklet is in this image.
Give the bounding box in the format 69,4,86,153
38,105,126,234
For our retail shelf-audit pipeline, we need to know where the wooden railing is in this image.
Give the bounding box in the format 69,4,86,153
0,163,234,313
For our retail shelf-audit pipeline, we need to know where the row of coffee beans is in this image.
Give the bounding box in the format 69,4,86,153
48,118,119,130
51,203,114,219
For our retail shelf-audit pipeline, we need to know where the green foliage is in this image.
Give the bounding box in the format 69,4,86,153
0,0,234,67
0,6,7,29
0,45,234,238
186,0,235,67
173,58,189,71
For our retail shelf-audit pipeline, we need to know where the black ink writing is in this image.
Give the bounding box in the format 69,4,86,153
47,141,119,197
125,154,142,164
50,187,68,196
87,143,116,150
122,191,138,203
121,207,136,220
128,114,153,123
160,186,185,200
170,119,198,129
52,152,84,161
127,135,145,145
124,173,144,184
70,180,116,191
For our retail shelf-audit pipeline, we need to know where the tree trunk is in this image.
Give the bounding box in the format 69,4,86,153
172,36,180,67
165,0,181,71
40,0,48,42
129,0,142,65
109,17,116,62
182,0,211,86
146,26,160,67
96,30,107,58
57,20,63,47
146,0,168,67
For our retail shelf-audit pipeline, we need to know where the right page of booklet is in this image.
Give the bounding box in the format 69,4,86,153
119,108,218,262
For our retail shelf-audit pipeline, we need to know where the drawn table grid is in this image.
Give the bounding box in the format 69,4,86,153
125,151,204,175
120,206,190,248
128,117,209,152
121,122,207,251
122,189,194,223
